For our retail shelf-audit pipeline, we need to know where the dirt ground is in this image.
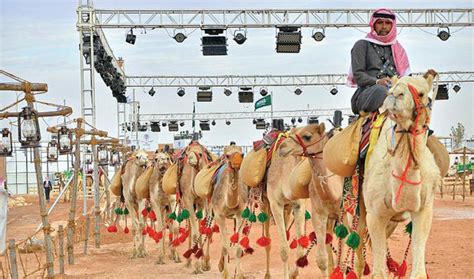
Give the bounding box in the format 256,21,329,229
5,194,474,278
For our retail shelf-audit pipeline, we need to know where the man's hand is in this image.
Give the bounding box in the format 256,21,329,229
376,77,392,87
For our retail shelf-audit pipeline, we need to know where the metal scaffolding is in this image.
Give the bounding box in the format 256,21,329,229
125,71,474,88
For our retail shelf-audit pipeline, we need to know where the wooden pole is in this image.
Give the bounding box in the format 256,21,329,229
84,214,90,254
440,178,444,198
58,225,65,274
105,168,111,222
462,146,467,201
92,138,101,248
8,240,18,279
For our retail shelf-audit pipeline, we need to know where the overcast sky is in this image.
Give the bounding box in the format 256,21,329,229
1,0,473,149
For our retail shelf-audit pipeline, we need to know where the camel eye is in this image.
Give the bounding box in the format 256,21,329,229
302,135,312,141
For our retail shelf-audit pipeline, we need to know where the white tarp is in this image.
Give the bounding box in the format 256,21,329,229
0,177,9,254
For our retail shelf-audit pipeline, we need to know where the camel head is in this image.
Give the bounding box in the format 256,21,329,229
130,149,149,167
154,151,172,174
384,69,437,131
223,144,244,170
185,142,208,168
279,123,327,158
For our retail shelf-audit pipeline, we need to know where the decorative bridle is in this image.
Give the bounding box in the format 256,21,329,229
288,132,327,159
390,82,431,203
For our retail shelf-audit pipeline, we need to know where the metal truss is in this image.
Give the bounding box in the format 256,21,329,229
125,71,474,88
93,9,473,29
137,108,352,122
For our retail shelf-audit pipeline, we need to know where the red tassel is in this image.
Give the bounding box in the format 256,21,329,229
346,270,357,279
298,235,309,248
256,236,271,247
123,226,129,234
387,256,400,274
153,234,161,243
179,227,187,234
146,226,154,235
309,231,317,242
230,232,240,244
141,208,148,217
183,248,193,259
142,228,148,236
191,245,198,254
168,232,173,241
148,230,156,239
199,226,207,235
200,219,207,226
325,233,333,244
329,266,344,279
296,255,309,268
244,246,254,255
172,238,181,247
395,260,407,278
195,248,203,259
290,239,298,249
107,224,117,233
205,227,212,235
156,231,163,240
242,226,250,235
363,262,371,275
212,224,220,233
148,210,157,221
239,236,250,248
286,230,290,241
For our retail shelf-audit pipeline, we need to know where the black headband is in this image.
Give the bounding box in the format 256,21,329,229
373,12,396,20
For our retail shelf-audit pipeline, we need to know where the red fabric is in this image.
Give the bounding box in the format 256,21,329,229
346,270,357,279
256,236,271,247
325,233,333,244
290,239,298,249
123,226,129,234
329,266,344,279
239,236,250,248
298,235,310,248
230,233,240,244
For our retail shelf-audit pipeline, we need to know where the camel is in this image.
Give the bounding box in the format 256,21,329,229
148,150,181,264
363,70,440,278
259,134,307,279
178,141,214,274
210,144,247,279
121,149,149,258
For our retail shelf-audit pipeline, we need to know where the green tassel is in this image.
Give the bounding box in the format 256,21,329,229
405,221,413,235
305,210,311,220
181,209,190,219
196,210,203,219
146,207,152,212
241,207,251,219
114,208,121,215
334,224,349,239
257,212,268,223
248,213,257,223
176,215,183,223
168,212,177,220
345,232,361,249
123,208,129,215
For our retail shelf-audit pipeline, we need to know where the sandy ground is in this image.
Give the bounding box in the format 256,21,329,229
5,194,474,278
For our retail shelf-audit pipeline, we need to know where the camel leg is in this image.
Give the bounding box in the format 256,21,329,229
125,198,139,258
291,200,305,279
168,196,181,263
235,216,245,279
216,214,230,279
311,208,330,277
326,218,336,274
184,198,202,274
264,213,272,279
150,198,165,265
202,205,212,271
410,205,433,279
269,201,290,279
354,205,367,278
366,212,389,279
137,199,147,258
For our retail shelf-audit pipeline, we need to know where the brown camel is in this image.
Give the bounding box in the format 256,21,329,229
121,150,149,258
148,150,181,264
210,144,246,279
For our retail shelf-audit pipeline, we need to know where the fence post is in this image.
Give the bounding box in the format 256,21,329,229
67,221,74,265
84,214,90,254
8,240,18,279
58,225,65,274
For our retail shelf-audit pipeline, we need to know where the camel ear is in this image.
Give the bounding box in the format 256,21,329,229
391,76,399,85
423,69,437,89
317,123,326,135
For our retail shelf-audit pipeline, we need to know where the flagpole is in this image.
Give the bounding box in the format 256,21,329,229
270,91,274,122
192,102,196,138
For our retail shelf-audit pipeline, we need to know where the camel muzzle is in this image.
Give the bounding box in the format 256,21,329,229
230,153,243,169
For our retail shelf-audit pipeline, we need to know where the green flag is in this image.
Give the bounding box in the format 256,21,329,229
255,95,272,110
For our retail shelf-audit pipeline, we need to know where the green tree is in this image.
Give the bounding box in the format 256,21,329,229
450,123,465,149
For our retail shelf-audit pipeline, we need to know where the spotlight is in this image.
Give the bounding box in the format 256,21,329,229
330,87,338,95
238,87,254,103
150,122,161,132
453,84,461,93
333,110,343,128
272,119,284,131
197,87,212,102
226,120,231,126
260,87,268,96
148,87,156,96
255,118,266,130
162,122,167,127
202,34,227,56
437,27,450,41
312,29,326,42
294,88,302,95
307,116,319,124
180,122,185,127
435,84,449,100
173,32,187,43
211,120,216,126
276,26,301,53
200,120,210,131
252,119,257,125
297,117,303,123
168,121,179,132
224,88,232,96
177,87,186,97
291,118,296,125
233,30,247,45
126,29,136,45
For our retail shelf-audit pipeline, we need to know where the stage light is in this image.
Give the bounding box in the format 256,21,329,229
276,26,301,53
333,110,343,128
307,116,319,124
224,88,232,96
453,84,461,93
233,30,247,45
126,29,136,45
174,32,187,43
202,35,227,56
238,87,254,103
255,118,266,130
272,119,284,131
260,87,268,96
197,87,212,102
330,87,338,95
150,122,161,132
226,120,231,126
294,88,302,95
148,87,156,96
168,121,179,132
180,122,185,127
312,29,326,42
211,120,216,126
436,84,449,100
297,117,303,123
200,120,210,131
291,118,296,125
437,27,450,41
177,87,186,97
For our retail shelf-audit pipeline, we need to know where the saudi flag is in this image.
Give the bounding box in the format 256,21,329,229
254,95,272,110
